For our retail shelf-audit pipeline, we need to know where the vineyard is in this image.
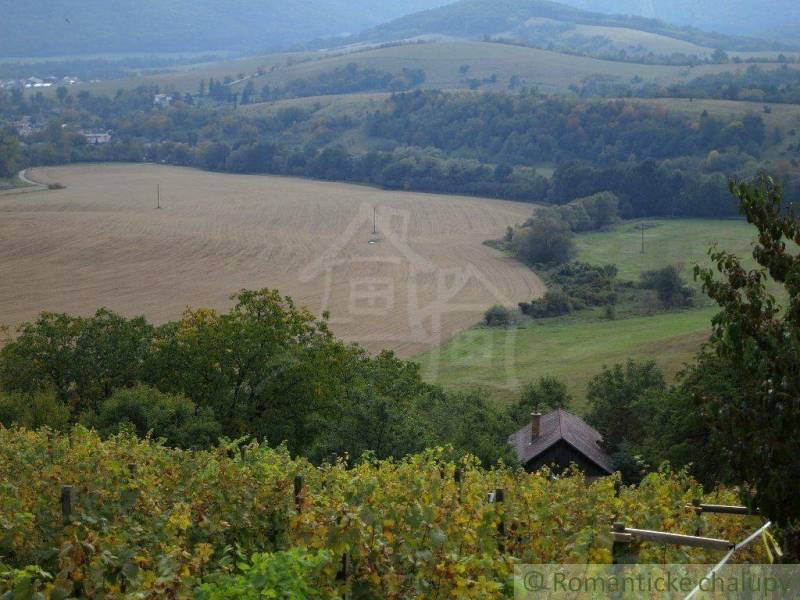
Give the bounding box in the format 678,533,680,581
0,427,768,598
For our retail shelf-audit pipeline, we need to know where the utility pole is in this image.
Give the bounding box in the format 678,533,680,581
640,222,645,254
156,184,161,210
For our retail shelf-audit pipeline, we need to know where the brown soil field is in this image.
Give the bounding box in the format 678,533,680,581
0,164,543,357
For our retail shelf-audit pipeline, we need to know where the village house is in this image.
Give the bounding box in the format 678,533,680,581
153,93,174,107
81,131,112,145
508,409,614,477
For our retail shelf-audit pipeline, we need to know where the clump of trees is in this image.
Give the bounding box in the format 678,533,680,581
483,304,512,327
511,214,575,266
259,63,426,102
639,265,694,308
0,289,516,466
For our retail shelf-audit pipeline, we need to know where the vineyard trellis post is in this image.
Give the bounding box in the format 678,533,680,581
293,475,304,513
60,485,74,523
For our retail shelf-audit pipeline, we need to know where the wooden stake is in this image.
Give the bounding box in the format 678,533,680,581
60,485,74,522
294,475,304,512
494,488,506,553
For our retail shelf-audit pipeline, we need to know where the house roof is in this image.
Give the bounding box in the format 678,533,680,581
508,409,614,475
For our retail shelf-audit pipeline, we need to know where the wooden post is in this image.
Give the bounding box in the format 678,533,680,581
692,498,703,536
293,475,304,513
60,485,74,523
240,445,246,461
337,552,349,581
494,488,506,553
128,463,137,477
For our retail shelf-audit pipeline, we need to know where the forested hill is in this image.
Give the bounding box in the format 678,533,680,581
557,0,800,40
0,0,446,57
346,0,793,52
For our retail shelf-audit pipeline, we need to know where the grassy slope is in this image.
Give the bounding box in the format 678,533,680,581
59,41,799,98
420,218,761,408
418,308,713,410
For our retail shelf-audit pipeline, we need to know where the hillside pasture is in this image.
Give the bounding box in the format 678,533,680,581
422,219,765,406
420,308,714,409
0,164,542,357
54,41,800,98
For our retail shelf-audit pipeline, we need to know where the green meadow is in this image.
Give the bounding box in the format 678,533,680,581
420,218,763,408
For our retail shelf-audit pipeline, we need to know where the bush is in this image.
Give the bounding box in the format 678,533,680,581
639,265,693,307
195,549,337,600
484,304,511,326
511,215,575,266
508,376,572,425
84,384,221,449
521,290,573,318
0,390,70,431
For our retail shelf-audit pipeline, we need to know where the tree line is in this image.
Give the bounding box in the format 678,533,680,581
2,85,798,216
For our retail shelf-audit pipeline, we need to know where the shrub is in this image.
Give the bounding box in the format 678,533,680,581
195,549,337,600
484,304,511,326
522,290,573,318
511,215,575,266
0,390,70,431
508,376,572,425
639,265,693,307
84,384,221,449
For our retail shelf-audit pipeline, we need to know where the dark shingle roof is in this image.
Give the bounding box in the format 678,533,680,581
508,409,614,475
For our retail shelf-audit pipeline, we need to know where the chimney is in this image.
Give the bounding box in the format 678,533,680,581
530,412,542,443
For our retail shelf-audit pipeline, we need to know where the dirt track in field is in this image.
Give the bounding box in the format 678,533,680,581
0,164,543,356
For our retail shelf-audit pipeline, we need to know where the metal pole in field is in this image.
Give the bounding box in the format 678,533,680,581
373,206,377,235
641,223,645,254
156,184,161,209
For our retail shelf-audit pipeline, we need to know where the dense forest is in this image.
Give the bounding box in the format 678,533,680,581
3,82,797,217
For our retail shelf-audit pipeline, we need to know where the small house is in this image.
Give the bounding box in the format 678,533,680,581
82,131,112,145
508,409,614,477
153,93,174,107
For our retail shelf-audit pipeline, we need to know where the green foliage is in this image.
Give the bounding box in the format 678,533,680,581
539,192,620,232
83,385,221,449
639,265,694,307
512,215,575,266
260,64,425,103
585,360,665,457
0,309,154,411
519,263,618,318
508,376,572,425
0,128,20,178
519,289,573,318
422,391,518,466
0,290,517,464
484,305,512,327
0,428,766,599
195,549,337,600
694,174,800,556
0,390,70,431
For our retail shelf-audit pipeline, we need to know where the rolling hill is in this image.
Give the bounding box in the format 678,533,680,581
0,0,447,57
557,0,800,40
344,0,795,56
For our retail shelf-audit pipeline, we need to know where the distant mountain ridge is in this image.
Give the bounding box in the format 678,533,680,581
556,0,800,40
344,0,795,53
0,0,448,57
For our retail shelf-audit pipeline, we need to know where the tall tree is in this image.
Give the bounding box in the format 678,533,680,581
695,174,800,557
